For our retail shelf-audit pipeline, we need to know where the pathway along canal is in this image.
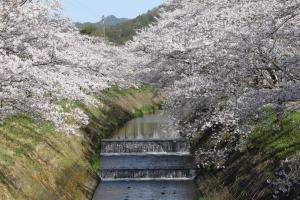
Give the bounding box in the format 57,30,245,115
92,112,198,200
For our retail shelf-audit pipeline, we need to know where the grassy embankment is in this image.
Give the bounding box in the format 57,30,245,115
196,108,300,200
0,86,162,200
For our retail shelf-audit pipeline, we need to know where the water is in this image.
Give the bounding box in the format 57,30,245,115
93,112,198,200
100,139,190,153
112,112,179,139
100,154,195,170
93,180,198,200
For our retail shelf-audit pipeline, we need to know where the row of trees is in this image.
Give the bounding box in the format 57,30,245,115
127,0,300,170
1,0,299,197
1,0,299,177
0,0,140,134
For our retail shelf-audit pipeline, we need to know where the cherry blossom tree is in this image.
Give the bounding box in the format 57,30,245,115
0,0,138,134
128,0,300,167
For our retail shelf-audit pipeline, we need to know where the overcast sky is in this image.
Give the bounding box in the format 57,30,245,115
62,0,163,23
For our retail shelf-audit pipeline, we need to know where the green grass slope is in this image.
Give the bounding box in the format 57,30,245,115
196,110,300,200
0,86,162,200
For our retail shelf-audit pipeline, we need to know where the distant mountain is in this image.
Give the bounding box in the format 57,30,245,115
75,15,130,29
77,7,162,45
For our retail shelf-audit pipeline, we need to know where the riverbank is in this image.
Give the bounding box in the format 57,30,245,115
0,86,162,200
195,109,300,199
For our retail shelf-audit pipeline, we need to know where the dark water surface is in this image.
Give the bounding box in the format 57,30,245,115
93,180,198,200
93,112,198,200
100,154,194,170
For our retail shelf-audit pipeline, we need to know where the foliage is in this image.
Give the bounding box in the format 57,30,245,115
80,24,98,35
132,104,157,117
90,153,100,173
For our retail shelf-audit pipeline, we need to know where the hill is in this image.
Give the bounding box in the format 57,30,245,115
77,7,161,45
75,15,129,29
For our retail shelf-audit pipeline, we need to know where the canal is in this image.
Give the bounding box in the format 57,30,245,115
92,112,198,200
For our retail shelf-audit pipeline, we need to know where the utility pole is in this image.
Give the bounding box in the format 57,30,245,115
102,15,106,40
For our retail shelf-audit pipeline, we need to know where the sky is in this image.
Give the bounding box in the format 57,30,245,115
62,0,163,23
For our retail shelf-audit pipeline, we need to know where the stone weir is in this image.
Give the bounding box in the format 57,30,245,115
93,139,198,200
99,139,196,180
100,139,190,154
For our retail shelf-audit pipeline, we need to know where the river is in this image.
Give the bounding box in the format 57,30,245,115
112,112,179,139
92,112,198,200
